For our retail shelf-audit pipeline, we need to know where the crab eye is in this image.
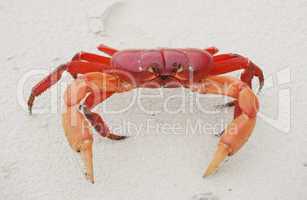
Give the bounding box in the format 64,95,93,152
172,63,184,73
147,65,159,74
147,66,155,73
177,64,184,73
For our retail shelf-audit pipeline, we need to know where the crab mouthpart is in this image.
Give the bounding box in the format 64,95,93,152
157,75,182,88
160,75,170,80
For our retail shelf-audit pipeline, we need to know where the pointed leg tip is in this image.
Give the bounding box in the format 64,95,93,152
107,133,128,140
81,140,94,185
27,95,35,115
215,101,236,110
89,177,95,184
203,143,229,178
28,107,32,115
85,174,95,184
88,176,95,184
203,168,216,178
116,135,128,140
257,86,263,95
257,78,264,94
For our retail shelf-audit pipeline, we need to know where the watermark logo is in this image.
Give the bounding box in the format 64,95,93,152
258,67,292,133
17,67,292,135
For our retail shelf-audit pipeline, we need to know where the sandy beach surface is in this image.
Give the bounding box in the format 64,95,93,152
0,0,306,199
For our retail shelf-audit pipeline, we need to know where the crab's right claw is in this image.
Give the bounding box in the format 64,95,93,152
203,143,229,177
62,107,95,183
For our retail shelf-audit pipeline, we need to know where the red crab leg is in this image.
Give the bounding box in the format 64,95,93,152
191,75,259,176
66,61,111,76
72,52,111,65
204,47,219,55
82,105,127,140
64,72,127,140
82,90,127,140
209,54,264,92
28,60,111,114
97,44,118,56
28,64,67,114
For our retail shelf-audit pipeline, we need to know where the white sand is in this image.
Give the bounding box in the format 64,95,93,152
0,0,306,199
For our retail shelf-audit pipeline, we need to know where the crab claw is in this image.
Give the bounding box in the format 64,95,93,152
62,107,95,183
194,76,259,177
80,139,94,183
203,143,229,177
203,113,257,177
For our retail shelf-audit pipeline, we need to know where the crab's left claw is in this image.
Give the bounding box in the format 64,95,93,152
60,71,129,183
203,114,256,177
193,76,259,177
62,107,94,183
80,139,94,183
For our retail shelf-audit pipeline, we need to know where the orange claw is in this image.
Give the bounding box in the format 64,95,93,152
193,75,259,176
62,107,94,183
204,114,256,176
62,72,130,183
203,143,229,177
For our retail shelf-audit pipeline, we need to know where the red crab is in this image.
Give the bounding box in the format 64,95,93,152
28,44,264,183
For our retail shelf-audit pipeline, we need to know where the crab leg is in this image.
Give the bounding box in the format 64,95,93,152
28,59,111,114
82,105,127,140
192,76,259,176
81,90,127,140
72,52,111,64
97,44,118,56
28,64,67,114
209,54,264,92
81,72,133,139
66,61,111,77
62,72,130,183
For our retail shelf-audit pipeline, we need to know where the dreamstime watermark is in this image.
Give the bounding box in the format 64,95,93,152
16,67,293,134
